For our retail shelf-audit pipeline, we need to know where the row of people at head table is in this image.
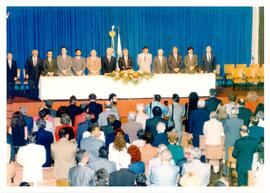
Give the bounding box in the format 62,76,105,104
7,45,216,78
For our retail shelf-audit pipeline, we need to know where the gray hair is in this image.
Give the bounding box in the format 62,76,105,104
230,107,239,116
36,118,46,130
157,144,168,155
19,106,27,115
197,99,206,108
190,147,202,159
156,122,166,133
128,112,137,121
210,111,217,119
160,150,172,162
60,114,71,125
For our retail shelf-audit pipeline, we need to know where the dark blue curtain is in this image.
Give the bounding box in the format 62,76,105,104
7,7,252,75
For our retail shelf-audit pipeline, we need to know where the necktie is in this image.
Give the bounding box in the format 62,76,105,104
34,57,37,66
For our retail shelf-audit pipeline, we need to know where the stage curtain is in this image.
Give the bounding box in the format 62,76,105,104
7,7,252,76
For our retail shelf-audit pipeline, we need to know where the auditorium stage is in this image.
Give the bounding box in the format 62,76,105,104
6,87,264,125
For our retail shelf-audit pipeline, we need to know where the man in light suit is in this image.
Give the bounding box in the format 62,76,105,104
101,47,117,74
153,49,167,73
43,50,57,76
89,146,116,174
56,47,73,76
80,124,105,163
137,46,152,73
149,150,179,186
167,46,182,73
98,102,119,127
72,49,86,76
68,149,95,186
184,46,199,73
7,52,18,100
25,49,43,99
181,147,211,186
201,46,216,73
118,48,134,71
86,49,101,75
51,128,77,179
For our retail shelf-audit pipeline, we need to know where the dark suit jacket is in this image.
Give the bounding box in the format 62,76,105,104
105,133,130,148
35,128,54,167
43,58,57,76
167,53,182,73
232,136,258,172
101,56,117,74
205,97,221,112
68,104,83,125
69,165,95,186
118,56,133,71
25,56,43,81
145,116,168,137
7,59,17,82
76,120,91,148
201,53,216,72
87,102,103,123
152,133,169,147
109,168,137,186
23,115,33,133
238,107,253,126
248,126,264,140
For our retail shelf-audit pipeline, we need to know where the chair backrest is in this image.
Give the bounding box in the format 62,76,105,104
250,64,260,68
56,179,70,186
38,179,57,186
181,132,189,147
224,64,235,74
43,167,54,180
236,64,247,69
246,67,258,78
248,170,255,186
199,135,205,151
205,145,223,160
228,146,236,163
233,68,245,79
258,67,264,78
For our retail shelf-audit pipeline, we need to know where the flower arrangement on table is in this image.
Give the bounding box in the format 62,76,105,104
105,70,154,84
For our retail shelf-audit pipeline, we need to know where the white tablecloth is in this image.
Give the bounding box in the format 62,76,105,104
39,73,216,100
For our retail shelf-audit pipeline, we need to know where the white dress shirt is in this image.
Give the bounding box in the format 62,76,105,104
203,118,224,145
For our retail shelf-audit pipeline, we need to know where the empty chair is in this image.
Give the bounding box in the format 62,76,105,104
236,64,247,69
199,135,206,155
37,179,57,186
56,179,70,186
224,64,235,86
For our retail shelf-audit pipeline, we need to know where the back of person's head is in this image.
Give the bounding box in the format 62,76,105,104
189,92,199,103
156,122,166,134
36,118,46,130
96,168,108,186
28,132,36,144
246,91,258,102
112,120,122,131
136,103,145,112
127,145,141,163
136,174,147,186
172,94,180,103
113,134,127,151
63,126,75,140
209,88,217,97
69,95,77,104
210,111,217,119
238,98,245,106
60,113,71,125
45,100,53,108
98,146,109,159
250,116,259,126
216,103,228,121
39,108,50,119
19,182,31,186
58,127,67,139
11,111,26,128
128,112,137,122
19,106,27,115
137,129,145,140
89,93,97,101
168,131,178,144
144,132,154,144
160,149,172,162
230,107,239,117
157,144,168,155
152,106,162,117
190,147,202,160
240,125,249,136
75,149,87,164
104,101,112,109
109,93,117,101
88,123,100,138
214,177,230,186
107,114,116,125
197,99,205,109
228,93,237,102
154,94,161,102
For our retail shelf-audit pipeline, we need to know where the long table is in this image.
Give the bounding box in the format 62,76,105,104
39,73,216,100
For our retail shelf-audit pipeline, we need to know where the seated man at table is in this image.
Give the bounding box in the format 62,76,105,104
57,47,73,76
43,50,57,76
72,49,86,76
118,48,133,71
101,48,116,74
184,46,198,73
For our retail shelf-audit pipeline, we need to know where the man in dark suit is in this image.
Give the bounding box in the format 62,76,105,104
7,52,18,100
67,95,83,125
68,149,95,186
205,88,221,113
201,46,216,73
109,153,137,186
118,48,133,71
248,116,264,140
19,106,33,133
145,106,168,137
233,126,258,186
87,93,103,123
25,49,43,99
43,50,57,76
167,46,182,73
238,98,253,126
101,48,116,74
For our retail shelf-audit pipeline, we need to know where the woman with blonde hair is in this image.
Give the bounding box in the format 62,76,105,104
108,134,131,170
167,131,185,165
